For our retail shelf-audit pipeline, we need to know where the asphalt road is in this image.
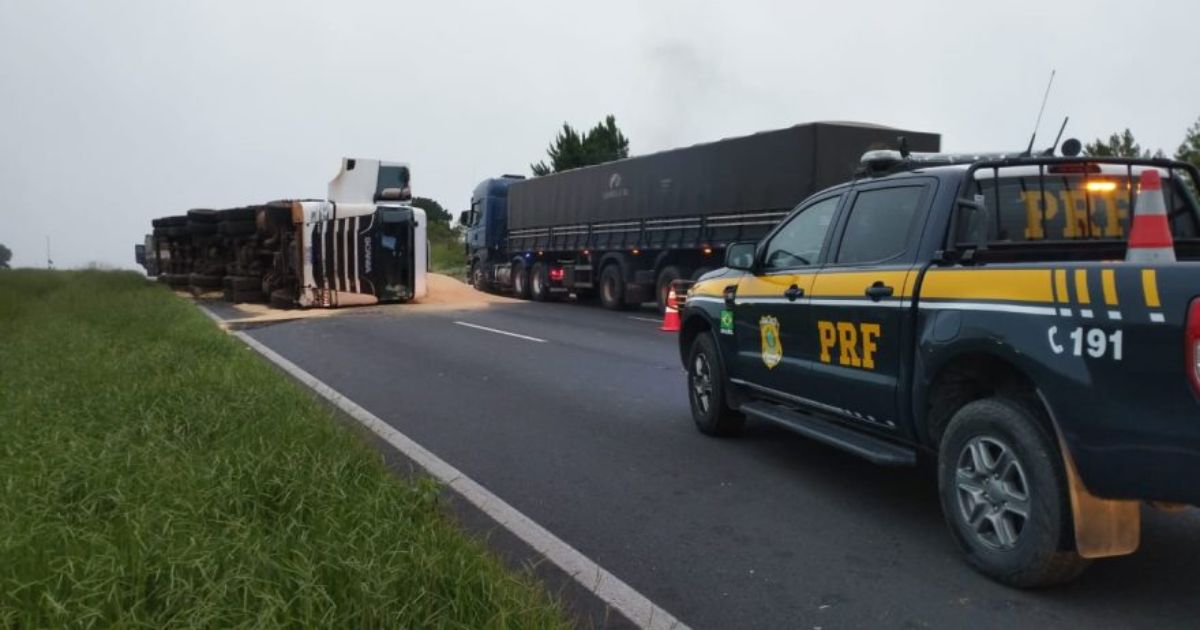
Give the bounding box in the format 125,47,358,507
243,297,1200,629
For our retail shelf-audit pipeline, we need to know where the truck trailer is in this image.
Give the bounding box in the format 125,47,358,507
135,158,427,308
462,121,940,310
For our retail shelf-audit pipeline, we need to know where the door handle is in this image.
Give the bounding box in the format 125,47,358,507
784,284,804,302
865,281,894,301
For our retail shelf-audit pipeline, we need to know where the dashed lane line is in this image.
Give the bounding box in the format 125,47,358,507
453,320,548,343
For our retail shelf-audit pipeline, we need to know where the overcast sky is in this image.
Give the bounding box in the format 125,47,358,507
2,0,1197,269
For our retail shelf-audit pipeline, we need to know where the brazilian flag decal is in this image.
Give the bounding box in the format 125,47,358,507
719,309,734,335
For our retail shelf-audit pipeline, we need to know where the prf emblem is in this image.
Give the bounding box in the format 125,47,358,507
760,315,782,369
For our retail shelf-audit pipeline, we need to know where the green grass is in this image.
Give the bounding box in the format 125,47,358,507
430,238,467,281
0,270,569,628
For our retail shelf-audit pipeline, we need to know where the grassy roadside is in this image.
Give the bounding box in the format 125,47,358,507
0,270,568,628
430,237,467,281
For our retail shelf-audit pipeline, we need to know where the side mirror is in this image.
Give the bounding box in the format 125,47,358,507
458,210,470,226
953,195,990,255
725,242,756,271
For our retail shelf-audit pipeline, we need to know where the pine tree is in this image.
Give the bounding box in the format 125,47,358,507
531,115,630,176
1176,117,1200,170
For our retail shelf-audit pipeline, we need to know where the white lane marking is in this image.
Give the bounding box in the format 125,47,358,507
1108,310,1123,321
1058,308,1073,317
453,321,547,343
198,308,686,630
1150,312,1165,323
1080,309,1094,319
628,316,662,323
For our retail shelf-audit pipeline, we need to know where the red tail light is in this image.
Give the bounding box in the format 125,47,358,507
1186,299,1200,397
549,267,565,282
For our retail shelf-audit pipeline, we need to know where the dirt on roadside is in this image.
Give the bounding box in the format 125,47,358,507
194,274,517,328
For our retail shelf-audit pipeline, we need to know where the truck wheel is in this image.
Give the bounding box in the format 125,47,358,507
469,263,482,289
530,262,552,302
219,220,257,236
512,261,531,299
656,266,685,313
599,264,627,310
687,332,744,436
938,398,1090,588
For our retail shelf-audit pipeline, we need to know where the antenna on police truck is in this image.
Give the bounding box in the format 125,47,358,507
1023,69,1056,157
1043,116,1069,156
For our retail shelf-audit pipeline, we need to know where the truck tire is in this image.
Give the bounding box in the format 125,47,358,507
687,332,744,436
530,262,553,302
187,221,217,236
937,397,1090,588
656,266,686,313
512,261,531,300
470,262,492,292
187,208,219,223
219,220,257,236
188,273,223,289
599,263,627,311
224,275,260,291
220,207,256,222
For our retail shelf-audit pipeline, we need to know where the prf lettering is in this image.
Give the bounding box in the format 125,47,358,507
817,321,881,370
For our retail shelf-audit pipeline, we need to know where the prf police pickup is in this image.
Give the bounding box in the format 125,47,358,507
679,146,1200,587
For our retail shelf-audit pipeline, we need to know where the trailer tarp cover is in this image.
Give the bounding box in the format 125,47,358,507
507,121,940,230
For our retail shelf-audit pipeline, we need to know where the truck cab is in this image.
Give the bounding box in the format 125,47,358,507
296,158,428,307
462,175,523,289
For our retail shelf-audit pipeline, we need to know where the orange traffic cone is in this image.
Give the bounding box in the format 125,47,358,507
660,286,681,332
1126,169,1175,263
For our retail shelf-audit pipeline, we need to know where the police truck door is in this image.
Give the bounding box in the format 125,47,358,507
805,182,932,431
732,194,842,400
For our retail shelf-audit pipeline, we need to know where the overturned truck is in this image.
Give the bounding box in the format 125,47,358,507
136,159,428,308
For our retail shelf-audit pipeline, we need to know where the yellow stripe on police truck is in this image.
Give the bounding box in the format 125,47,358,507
920,269,1054,303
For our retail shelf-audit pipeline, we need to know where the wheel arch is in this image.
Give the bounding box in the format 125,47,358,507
918,347,1056,450
679,310,714,366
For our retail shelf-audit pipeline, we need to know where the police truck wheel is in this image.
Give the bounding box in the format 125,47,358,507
656,266,684,313
937,398,1090,588
599,264,627,310
687,333,744,437
512,262,531,299
530,262,551,302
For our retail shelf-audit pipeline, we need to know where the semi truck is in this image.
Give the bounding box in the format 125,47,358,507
134,158,427,308
461,121,940,311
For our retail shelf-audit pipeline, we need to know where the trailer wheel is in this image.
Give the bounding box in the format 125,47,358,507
599,263,627,310
656,266,686,313
512,261,531,299
530,262,553,302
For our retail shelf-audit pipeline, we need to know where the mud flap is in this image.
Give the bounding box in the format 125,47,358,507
1059,440,1141,559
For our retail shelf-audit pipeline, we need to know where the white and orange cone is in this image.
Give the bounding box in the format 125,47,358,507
660,286,681,332
1126,169,1175,263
